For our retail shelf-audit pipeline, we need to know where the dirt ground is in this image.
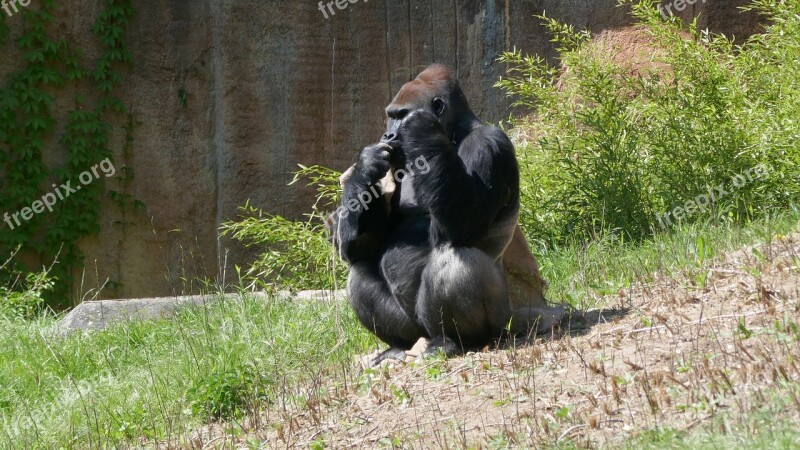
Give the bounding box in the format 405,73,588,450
185,232,800,449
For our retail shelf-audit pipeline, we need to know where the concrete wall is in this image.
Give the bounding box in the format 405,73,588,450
0,0,760,299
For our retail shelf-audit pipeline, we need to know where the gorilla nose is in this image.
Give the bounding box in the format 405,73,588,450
381,132,397,143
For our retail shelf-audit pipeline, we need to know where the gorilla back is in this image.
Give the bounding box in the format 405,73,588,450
335,64,523,358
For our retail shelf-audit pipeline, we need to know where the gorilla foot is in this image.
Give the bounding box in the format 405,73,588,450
515,304,588,335
367,347,408,367
421,336,463,358
531,305,567,334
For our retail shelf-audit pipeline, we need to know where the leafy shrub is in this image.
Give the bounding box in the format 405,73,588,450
498,0,800,247
220,165,347,291
185,363,270,421
0,253,54,319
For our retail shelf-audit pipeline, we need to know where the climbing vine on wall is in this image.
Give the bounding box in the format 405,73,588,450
0,0,138,308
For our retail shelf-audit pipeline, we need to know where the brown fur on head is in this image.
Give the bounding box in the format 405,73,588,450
382,64,476,144
389,65,456,106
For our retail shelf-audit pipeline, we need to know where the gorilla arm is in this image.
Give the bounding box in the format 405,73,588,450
335,143,397,264
398,111,518,249
337,163,565,334
397,110,565,332
339,165,547,306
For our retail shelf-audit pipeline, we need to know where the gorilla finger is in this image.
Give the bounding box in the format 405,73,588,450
375,161,391,175
369,347,407,367
385,139,403,151
362,160,391,181
364,142,393,155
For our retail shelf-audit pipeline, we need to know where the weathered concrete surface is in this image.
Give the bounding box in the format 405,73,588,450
56,295,216,333
0,1,762,300
55,289,347,333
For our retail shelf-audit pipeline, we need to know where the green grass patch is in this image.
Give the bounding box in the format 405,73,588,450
623,382,800,449
0,295,373,448
540,209,800,309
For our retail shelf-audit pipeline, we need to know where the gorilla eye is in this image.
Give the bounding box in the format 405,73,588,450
387,108,410,120
432,98,445,116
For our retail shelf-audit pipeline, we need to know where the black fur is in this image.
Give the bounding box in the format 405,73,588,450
334,65,520,358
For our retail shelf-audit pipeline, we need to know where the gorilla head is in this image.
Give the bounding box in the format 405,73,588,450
382,65,478,147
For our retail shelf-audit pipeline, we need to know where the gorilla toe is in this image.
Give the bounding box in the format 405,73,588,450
422,336,464,358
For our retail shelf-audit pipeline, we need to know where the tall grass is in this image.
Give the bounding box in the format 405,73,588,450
540,208,800,309
0,250,54,319
0,294,373,448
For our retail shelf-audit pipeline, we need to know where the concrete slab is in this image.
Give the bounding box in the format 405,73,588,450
55,290,347,334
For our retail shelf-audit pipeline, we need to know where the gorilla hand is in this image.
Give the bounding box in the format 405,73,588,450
395,110,451,160
355,143,394,184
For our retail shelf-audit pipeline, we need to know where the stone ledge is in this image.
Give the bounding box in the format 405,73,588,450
55,290,347,334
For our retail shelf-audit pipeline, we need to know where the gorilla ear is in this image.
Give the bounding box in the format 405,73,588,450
432,97,446,117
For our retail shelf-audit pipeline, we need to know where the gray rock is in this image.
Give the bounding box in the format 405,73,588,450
289,289,347,302
55,290,347,334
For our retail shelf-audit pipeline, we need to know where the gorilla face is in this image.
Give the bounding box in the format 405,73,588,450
381,64,469,148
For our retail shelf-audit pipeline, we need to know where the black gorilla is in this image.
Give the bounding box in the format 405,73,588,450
334,64,547,360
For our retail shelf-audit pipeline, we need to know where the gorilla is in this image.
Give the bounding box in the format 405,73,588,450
333,64,564,362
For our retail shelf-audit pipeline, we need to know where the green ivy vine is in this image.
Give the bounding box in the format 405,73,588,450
0,0,138,308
